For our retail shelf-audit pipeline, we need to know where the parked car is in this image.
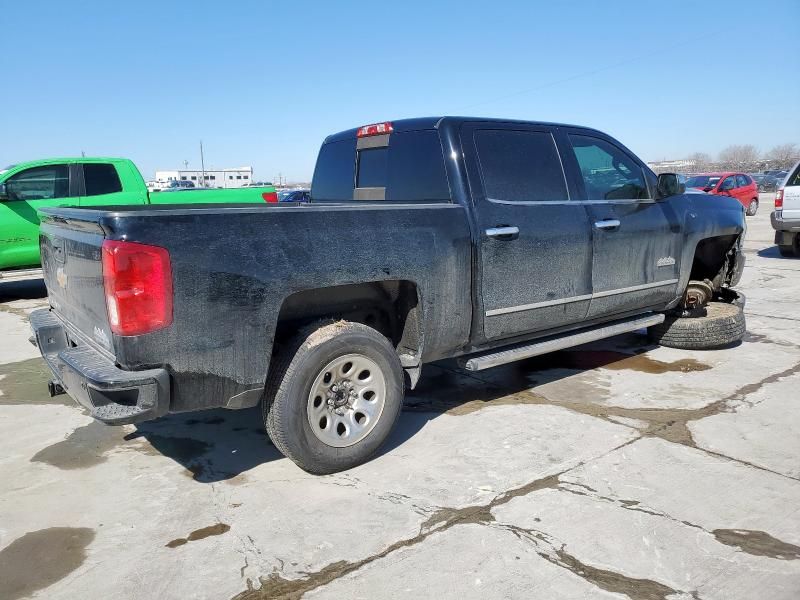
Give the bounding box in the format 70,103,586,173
0,158,279,280
685,172,760,215
761,171,789,193
165,180,196,190
771,160,800,257
30,117,746,474
279,189,311,203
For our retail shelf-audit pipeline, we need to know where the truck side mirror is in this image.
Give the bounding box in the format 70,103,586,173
0,183,7,201
656,173,683,199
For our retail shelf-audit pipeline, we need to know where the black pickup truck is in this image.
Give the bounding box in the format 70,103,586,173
30,117,746,474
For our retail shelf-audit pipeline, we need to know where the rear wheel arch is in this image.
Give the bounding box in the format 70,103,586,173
271,279,424,372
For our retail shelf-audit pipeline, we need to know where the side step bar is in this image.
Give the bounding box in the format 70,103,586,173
459,313,665,372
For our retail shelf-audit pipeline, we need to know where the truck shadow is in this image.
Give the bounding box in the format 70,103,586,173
131,332,665,480
0,278,47,301
130,407,283,483
757,246,797,259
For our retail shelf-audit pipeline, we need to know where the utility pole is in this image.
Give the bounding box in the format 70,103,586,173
199,140,206,187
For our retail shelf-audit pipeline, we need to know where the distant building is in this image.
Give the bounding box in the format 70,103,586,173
154,166,254,188
647,159,697,172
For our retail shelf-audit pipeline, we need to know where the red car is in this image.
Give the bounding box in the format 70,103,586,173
685,172,760,216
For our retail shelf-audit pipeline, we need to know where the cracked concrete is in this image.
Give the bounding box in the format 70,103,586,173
1,195,799,599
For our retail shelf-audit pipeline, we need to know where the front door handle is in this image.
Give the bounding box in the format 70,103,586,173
594,219,621,230
486,226,519,239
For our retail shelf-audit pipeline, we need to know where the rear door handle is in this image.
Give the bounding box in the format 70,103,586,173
486,226,519,239
594,219,621,230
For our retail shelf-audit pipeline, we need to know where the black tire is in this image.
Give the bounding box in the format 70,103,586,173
746,199,758,216
778,234,799,257
263,320,404,474
648,301,745,350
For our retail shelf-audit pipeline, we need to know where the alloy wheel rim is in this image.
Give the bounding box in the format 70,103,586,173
306,353,386,447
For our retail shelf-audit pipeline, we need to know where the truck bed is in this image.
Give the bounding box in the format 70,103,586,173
38,202,472,413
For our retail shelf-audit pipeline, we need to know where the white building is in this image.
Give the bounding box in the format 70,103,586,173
154,166,254,189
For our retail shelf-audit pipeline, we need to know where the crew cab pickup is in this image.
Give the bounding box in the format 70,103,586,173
30,117,746,474
0,157,277,279
771,160,800,257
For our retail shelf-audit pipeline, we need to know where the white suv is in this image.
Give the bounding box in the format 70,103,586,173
772,161,800,257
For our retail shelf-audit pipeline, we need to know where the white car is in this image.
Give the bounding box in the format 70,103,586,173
771,161,800,257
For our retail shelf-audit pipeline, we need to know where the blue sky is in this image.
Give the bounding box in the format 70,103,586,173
2,0,798,182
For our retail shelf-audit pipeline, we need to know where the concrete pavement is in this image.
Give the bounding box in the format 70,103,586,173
1,193,798,599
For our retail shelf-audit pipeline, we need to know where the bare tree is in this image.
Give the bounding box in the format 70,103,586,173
687,152,712,170
765,143,799,169
718,144,759,165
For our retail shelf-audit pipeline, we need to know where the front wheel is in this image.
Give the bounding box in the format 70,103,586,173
263,321,404,474
746,199,758,216
648,301,745,350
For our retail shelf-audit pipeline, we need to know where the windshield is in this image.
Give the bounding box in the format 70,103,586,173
685,175,720,189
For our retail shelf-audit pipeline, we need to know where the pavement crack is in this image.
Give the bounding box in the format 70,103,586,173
492,522,693,600
692,446,800,482
231,438,638,599
745,311,800,323
441,359,800,453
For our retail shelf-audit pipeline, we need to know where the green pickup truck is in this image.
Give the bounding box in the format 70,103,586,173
0,157,278,280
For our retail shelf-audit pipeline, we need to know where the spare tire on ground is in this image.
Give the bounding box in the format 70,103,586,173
648,301,745,350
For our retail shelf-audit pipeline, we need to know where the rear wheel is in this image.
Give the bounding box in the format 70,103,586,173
263,320,404,474
746,199,758,216
648,301,745,350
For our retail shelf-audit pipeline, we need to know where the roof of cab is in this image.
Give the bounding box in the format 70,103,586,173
5,157,131,169
323,116,594,143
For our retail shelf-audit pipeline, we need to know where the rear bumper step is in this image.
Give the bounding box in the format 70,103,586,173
29,308,170,424
459,313,665,371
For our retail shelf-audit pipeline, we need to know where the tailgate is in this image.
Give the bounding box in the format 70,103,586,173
39,215,115,354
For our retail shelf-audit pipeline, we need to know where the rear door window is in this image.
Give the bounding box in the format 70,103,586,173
736,174,750,187
4,164,70,200
83,163,123,196
473,129,568,202
568,135,650,200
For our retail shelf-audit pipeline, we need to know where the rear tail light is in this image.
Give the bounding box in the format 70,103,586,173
102,240,173,336
356,122,393,137
262,191,278,203
775,189,783,209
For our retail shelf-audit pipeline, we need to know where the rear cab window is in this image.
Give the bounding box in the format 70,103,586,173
83,163,123,196
311,128,450,202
